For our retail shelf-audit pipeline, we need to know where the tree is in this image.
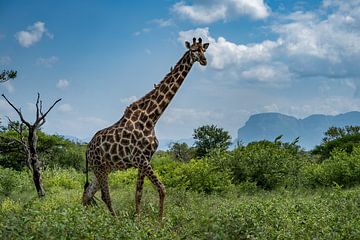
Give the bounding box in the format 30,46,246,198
1,93,61,197
0,70,17,82
313,125,360,160
168,142,194,162
193,124,232,157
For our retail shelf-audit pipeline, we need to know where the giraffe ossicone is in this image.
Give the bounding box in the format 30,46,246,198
82,37,209,220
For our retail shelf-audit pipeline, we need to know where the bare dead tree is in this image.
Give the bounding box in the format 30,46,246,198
1,93,61,197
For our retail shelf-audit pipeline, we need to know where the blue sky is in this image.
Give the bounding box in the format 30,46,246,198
1,0,360,143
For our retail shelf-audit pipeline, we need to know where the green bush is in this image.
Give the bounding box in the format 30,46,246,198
0,167,19,196
43,168,82,190
302,146,360,187
160,158,232,193
230,141,302,190
152,154,232,193
109,168,137,188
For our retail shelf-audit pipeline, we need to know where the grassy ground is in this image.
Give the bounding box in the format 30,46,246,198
1,170,360,239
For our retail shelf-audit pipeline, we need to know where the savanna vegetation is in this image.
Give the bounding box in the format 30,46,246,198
1,123,360,239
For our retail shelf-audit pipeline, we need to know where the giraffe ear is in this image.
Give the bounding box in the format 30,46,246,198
203,43,209,50
185,41,191,49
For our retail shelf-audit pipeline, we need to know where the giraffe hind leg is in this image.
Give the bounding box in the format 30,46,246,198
82,175,100,206
146,166,166,221
96,171,116,216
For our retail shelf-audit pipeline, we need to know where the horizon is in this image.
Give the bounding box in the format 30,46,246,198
1,1,360,144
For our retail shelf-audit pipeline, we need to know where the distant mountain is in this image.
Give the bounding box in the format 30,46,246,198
61,135,87,144
237,111,360,150
158,138,194,151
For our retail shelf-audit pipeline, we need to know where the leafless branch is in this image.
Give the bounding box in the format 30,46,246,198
1,94,31,127
4,116,27,146
35,92,40,121
37,96,62,125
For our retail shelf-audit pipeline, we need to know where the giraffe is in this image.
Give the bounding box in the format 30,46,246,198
82,37,209,220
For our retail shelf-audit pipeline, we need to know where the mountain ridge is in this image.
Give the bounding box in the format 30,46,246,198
237,111,360,150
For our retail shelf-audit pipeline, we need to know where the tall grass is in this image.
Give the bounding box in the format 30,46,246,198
1,167,360,239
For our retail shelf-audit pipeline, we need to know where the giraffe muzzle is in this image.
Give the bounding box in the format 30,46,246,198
199,59,207,66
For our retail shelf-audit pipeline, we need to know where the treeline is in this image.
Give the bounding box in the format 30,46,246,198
1,123,360,196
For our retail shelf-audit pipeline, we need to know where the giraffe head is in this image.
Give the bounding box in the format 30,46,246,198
185,37,209,66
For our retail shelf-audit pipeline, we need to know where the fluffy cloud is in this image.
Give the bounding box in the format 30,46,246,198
35,56,58,68
178,1,360,89
240,64,292,86
15,21,53,47
178,28,289,86
58,104,73,113
172,0,270,24
162,107,223,125
179,28,282,69
56,79,69,89
151,18,174,27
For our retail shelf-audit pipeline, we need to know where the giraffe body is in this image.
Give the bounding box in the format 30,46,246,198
82,38,209,219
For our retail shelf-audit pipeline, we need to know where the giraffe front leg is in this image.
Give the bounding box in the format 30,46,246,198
146,167,166,221
135,168,146,218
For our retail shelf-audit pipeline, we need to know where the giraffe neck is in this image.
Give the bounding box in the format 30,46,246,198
125,51,194,125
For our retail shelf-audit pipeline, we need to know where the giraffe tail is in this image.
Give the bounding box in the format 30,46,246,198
83,154,98,206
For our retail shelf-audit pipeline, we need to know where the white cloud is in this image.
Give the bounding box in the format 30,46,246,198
120,96,137,104
58,104,73,112
145,48,151,55
78,117,109,127
172,0,270,24
46,116,110,140
178,1,360,89
56,79,69,89
0,56,11,65
162,107,223,125
0,99,12,112
179,27,283,70
151,18,174,27
15,21,53,47
35,56,58,68
240,64,292,86
178,27,287,87
261,96,360,119
1,82,15,93
133,28,151,37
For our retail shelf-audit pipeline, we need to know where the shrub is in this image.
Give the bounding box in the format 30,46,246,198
230,141,302,190
160,158,232,193
0,167,19,196
109,169,137,188
302,146,360,187
43,168,82,190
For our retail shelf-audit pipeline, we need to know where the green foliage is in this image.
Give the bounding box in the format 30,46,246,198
230,140,303,189
193,124,232,157
0,167,31,197
0,168,18,196
109,169,138,188
302,146,360,187
0,128,86,170
43,168,82,190
0,70,17,82
1,169,360,239
313,125,360,160
168,142,194,162
152,155,232,193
